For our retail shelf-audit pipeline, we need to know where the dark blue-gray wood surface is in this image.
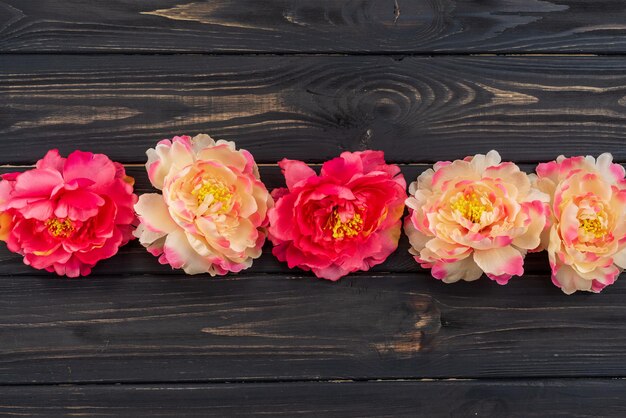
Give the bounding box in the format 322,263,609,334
1,0,626,416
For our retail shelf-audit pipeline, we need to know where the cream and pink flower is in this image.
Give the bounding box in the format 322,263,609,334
404,150,548,284
0,150,137,277
534,153,626,294
268,150,407,281
134,134,272,275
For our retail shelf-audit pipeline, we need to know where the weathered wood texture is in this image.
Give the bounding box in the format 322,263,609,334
1,0,626,53
1,379,625,417
3,1,626,414
1,273,626,384
0,165,553,276
4,55,626,165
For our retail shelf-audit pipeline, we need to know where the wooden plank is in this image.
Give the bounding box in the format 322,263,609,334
1,0,625,53
1,379,625,417
0,165,552,276
4,55,626,165
1,272,626,384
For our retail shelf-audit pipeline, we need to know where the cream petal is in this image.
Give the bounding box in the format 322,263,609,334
147,139,195,189
553,264,592,294
135,193,178,234
525,184,550,204
191,134,216,154
512,203,547,250
431,160,479,188
228,218,257,253
134,223,166,247
559,203,580,246
425,237,471,260
236,183,260,219
197,144,248,173
546,225,562,258
415,169,435,192
565,172,612,202
613,247,626,269
162,229,212,275
533,176,557,208
595,153,625,185
470,150,501,173
432,256,483,283
215,139,237,150
473,246,524,278
484,162,530,198
404,217,430,252
168,140,195,170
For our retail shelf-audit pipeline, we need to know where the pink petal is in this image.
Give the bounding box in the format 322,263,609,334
36,149,65,172
278,159,316,190
320,152,363,183
12,169,63,201
63,151,116,191
54,190,105,221
17,200,56,220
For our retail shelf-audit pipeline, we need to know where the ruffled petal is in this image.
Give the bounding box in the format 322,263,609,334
161,229,213,275
473,246,524,284
135,193,178,234
278,159,316,190
431,256,483,283
63,151,116,191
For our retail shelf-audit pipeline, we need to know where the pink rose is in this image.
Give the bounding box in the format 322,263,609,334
534,153,626,294
0,150,137,277
268,150,407,281
134,134,273,275
404,150,548,284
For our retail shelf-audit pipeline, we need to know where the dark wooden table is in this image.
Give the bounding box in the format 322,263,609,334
2,1,626,416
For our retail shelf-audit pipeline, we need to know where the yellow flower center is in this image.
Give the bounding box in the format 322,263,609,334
327,210,363,240
194,180,232,213
451,192,489,224
579,217,606,238
45,218,74,238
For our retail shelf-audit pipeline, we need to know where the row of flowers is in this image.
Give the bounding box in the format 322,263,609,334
1,134,624,295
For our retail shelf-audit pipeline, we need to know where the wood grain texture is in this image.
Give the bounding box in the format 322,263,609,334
4,55,626,165
1,379,625,417
3,1,626,409
0,165,553,277
1,273,626,384
1,0,626,53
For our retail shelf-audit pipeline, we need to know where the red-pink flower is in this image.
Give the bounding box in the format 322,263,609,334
268,151,407,281
0,150,137,277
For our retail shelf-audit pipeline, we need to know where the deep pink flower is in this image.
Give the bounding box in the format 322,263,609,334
268,151,407,281
0,150,137,277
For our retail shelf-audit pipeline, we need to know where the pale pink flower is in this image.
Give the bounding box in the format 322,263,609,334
535,153,626,294
405,150,548,284
134,134,272,275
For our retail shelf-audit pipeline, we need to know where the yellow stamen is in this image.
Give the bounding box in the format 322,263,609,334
451,192,488,223
327,210,363,240
194,180,233,213
45,218,74,238
580,218,606,238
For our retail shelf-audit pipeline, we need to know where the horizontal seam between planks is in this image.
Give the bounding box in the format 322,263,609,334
0,51,622,57
0,376,625,387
